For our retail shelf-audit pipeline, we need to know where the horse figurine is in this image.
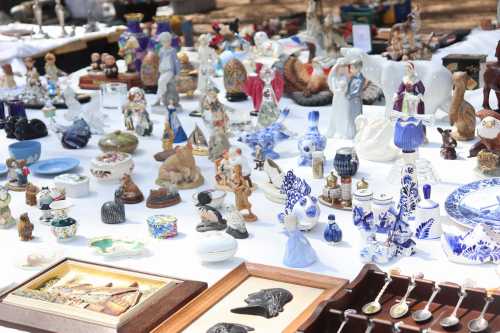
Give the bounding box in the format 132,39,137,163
101,188,126,224
483,40,500,111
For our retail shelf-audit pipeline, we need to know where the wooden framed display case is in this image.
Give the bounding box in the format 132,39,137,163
152,262,348,333
0,258,207,333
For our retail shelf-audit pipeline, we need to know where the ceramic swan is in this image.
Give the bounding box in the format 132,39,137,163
354,115,399,162
341,48,452,118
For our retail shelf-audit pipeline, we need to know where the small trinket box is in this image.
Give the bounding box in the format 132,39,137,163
54,174,89,198
196,231,238,262
147,215,178,239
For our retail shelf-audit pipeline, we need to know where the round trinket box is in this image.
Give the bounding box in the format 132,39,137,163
195,231,238,262
54,174,90,198
98,130,139,154
90,152,134,183
147,215,178,239
51,218,77,241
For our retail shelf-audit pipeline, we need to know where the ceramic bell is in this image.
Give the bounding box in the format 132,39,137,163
323,214,342,244
283,214,317,268
415,184,442,240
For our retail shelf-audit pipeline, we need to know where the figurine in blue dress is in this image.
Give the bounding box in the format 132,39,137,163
167,101,187,143
283,213,317,268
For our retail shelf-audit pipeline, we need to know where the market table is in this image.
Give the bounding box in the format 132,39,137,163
0,29,499,333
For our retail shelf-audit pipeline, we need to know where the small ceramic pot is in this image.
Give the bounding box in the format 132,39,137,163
196,231,238,262
51,218,77,241
192,189,226,209
147,215,178,239
333,147,359,177
90,152,134,183
8,141,41,165
54,174,90,198
98,130,139,154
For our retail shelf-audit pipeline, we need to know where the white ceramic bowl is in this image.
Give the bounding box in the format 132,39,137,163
54,174,90,198
195,231,237,262
90,152,134,183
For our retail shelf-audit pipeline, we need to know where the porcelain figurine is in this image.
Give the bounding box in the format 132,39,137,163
119,13,149,71
196,34,218,96
99,131,138,154
215,152,233,189
119,36,140,73
141,48,160,93
229,147,253,186
167,101,187,143
224,58,248,102
231,165,257,222
225,205,249,239
283,213,317,268
119,174,143,204
449,72,476,141
333,147,359,208
196,191,227,232
90,53,102,72
207,323,254,333
54,0,67,36
101,188,126,224
245,64,284,117
25,183,39,206
38,187,53,224
319,172,342,208
373,193,396,233
354,115,399,162
156,143,204,189
415,184,442,240
61,119,92,149
324,214,342,244
18,213,34,241
146,185,181,208
394,117,424,221
298,111,326,166
0,186,16,228
188,125,209,156
253,31,282,58
203,88,229,133
254,145,265,170
44,53,66,83
6,158,29,192
1,64,16,89
347,58,365,120
209,129,231,163
392,62,425,117
258,159,285,203
442,223,500,264
122,87,152,136
327,58,351,138
103,54,119,79
322,14,346,60
154,32,181,110
176,53,197,97
482,41,500,112
100,53,108,71
437,128,457,160
341,48,452,118
32,0,48,37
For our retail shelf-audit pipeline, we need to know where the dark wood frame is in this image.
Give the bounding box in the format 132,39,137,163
152,262,348,333
0,258,207,333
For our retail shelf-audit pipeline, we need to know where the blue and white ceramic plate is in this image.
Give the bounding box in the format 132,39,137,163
445,178,500,232
0,163,7,177
30,158,80,175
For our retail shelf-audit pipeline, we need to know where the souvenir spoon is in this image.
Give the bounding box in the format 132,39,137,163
468,296,494,332
336,309,356,333
440,288,468,328
412,283,441,322
390,276,417,319
364,320,373,333
362,275,393,315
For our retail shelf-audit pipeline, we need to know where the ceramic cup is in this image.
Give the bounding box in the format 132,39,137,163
8,141,41,165
333,147,359,177
51,218,77,241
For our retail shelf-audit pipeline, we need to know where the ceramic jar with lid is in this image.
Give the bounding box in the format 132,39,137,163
54,174,89,198
195,231,238,262
415,184,442,240
147,215,178,239
372,193,395,233
98,131,139,154
90,152,134,183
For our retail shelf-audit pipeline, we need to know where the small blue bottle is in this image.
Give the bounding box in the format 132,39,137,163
324,214,342,244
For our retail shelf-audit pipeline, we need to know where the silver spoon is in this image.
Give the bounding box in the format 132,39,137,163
390,277,417,318
468,296,494,332
362,275,393,315
412,283,441,322
440,288,468,328
336,309,356,333
364,320,373,333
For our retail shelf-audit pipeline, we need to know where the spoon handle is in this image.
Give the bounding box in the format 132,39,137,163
451,291,467,318
478,297,493,320
423,285,441,311
374,277,392,303
364,320,373,333
336,319,348,333
399,281,416,304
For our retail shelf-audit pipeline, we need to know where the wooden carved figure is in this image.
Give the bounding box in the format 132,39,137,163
437,128,457,160
449,71,476,141
483,40,500,111
232,165,257,222
18,213,34,241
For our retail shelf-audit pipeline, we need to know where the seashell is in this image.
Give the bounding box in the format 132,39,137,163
61,119,91,149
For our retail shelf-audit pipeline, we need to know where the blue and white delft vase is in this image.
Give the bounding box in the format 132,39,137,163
414,184,442,240
297,111,326,166
324,214,342,244
441,223,500,264
398,161,420,222
372,193,395,233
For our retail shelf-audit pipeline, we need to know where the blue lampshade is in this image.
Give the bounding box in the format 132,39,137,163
394,117,424,152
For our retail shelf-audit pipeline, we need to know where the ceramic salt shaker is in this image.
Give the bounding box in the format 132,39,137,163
323,214,342,244
372,193,394,233
415,184,442,240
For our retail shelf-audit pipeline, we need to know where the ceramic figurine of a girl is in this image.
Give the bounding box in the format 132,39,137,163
38,186,53,224
154,32,181,110
231,165,257,222
119,36,140,73
392,62,425,117
0,186,16,228
205,89,229,134
196,34,218,96
6,159,29,192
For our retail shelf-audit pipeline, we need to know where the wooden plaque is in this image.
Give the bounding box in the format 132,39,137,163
152,262,348,333
0,258,207,333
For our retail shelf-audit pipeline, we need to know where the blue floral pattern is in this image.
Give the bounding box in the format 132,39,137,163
398,164,419,221
415,218,435,239
443,226,500,264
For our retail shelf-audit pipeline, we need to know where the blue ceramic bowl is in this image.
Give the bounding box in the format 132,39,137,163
8,141,41,165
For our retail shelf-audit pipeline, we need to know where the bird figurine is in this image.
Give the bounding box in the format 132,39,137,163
195,191,227,232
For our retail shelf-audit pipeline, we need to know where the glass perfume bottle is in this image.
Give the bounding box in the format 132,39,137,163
257,67,280,128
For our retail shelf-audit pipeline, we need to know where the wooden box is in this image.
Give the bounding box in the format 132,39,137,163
442,54,488,89
0,258,207,333
152,262,348,333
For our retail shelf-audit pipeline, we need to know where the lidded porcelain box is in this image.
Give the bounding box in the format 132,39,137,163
195,231,238,262
54,174,89,198
90,152,134,183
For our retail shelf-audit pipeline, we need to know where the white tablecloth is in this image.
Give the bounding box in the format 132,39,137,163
0,29,499,333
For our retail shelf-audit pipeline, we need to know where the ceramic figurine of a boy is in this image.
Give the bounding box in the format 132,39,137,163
103,54,119,79
154,32,181,110
44,53,66,84
0,186,17,228
6,158,29,192
38,186,53,224
231,165,257,222
90,52,101,72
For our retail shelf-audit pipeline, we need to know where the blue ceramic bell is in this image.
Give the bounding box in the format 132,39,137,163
61,118,91,149
283,214,317,268
324,214,342,244
297,111,326,166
